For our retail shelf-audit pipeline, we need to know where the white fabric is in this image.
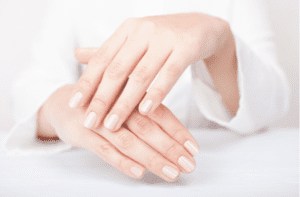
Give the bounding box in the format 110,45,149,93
3,0,289,155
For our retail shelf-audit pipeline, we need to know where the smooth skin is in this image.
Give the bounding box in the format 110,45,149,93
37,84,199,182
70,12,240,132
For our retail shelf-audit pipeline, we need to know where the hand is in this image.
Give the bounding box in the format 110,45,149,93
69,13,233,131
38,84,199,182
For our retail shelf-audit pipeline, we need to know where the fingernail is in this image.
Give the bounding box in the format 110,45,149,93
105,114,119,130
178,156,195,173
69,92,82,108
184,140,199,156
84,112,97,129
141,100,153,114
162,166,179,179
130,166,143,177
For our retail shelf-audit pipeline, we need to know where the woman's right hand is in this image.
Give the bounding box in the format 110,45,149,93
38,84,199,182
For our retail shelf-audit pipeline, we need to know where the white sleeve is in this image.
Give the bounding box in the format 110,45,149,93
3,1,79,155
191,0,290,134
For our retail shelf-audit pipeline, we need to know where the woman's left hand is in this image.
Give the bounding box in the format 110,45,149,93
70,13,233,131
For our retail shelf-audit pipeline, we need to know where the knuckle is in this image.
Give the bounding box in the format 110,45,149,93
131,66,151,84
117,132,135,150
171,127,184,140
148,155,160,170
134,115,154,135
92,96,107,109
94,49,111,66
125,112,139,127
89,56,103,67
165,142,181,158
150,106,167,120
106,61,125,80
165,65,182,79
151,87,165,100
78,78,92,90
117,100,131,113
118,157,127,172
97,143,114,157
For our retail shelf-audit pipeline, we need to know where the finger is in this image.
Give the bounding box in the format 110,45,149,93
148,104,200,156
103,44,172,131
95,126,181,182
125,109,196,174
75,47,98,65
69,23,128,109
79,128,146,179
83,37,148,130
139,49,187,115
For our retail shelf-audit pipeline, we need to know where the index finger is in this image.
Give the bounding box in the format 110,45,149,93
69,21,129,109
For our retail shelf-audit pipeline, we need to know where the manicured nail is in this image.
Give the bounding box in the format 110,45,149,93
184,140,199,156
130,166,143,177
162,166,179,179
141,100,153,114
84,112,97,129
178,156,195,173
69,92,82,108
105,114,119,130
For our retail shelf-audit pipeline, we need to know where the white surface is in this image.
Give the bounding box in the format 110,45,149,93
0,128,298,197
0,0,298,132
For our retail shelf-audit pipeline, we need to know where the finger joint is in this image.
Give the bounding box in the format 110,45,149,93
148,155,160,170
150,106,167,120
165,142,180,158
117,101,131,114
79,78,92,90
97,143,114,158
171,127,182,140
131,66,151,84
134,115,154,136
118,157,127,172
92,97,108,109
106,61,125,80
94,49,111,66
117,132,135,150
165,64,182,79
151,87,165,101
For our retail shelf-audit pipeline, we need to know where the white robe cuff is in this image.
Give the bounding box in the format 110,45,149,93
3,83,73,155
191,35,290,134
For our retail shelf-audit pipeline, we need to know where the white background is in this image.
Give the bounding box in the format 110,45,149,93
0,0,298,132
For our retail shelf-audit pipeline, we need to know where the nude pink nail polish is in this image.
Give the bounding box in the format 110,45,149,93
84,112,97,129
162,166,179,179
69,92,82,108
184,140,199,156
178,156,195,173
141,100,153,113
130,166,143,177
105,114,119,130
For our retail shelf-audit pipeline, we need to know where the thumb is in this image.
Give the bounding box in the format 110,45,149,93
75,47,99,64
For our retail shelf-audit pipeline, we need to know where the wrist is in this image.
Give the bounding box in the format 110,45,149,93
205,19,235,62
36,105,59,142
203,25,240,116
36,84,75,141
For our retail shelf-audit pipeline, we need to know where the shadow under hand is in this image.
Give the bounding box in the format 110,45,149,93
43,147,142,186
44,128,268,187
43,147,193,187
